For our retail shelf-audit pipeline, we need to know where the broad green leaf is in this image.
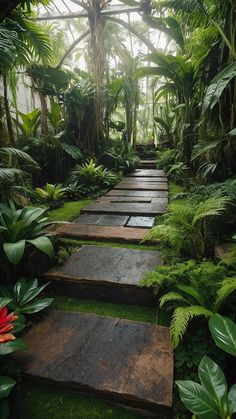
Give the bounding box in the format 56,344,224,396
176,284,206,306
0,376,16,400
0,298,11,309
3,240,26,265
198,356,228,415
0,339,26,355
202,63,236,113
176,380,220,419
20,298,53,314
228,384,236,413
27,236,53,257
209,314,236,356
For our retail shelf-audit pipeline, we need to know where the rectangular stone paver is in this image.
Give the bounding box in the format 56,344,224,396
127,216,155,228
97,214,129,226
45,245,162,286
16,311,173,415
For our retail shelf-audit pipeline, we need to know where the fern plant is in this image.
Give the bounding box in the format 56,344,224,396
146,195,229,258
160,278,236,348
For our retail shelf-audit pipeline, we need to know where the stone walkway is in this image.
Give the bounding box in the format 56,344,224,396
17,164,173,417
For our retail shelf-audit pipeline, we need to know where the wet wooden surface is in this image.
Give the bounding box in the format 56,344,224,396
106,189,168,198
114,182,168,191
81,202,166,216
128,169,166,177
57,224,150,243
17,311,173,415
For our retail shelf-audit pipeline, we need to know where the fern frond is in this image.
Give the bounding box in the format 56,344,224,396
193,196,229,225
159,292,190,308
171,305,213,348
214,278,236,312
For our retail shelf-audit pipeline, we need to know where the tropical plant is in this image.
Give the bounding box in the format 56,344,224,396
99,142,139,173
68,159,118,196
35,183,66,207
0,297,26,418
177,314,236,419
159,277,236,348
146,195,229,258
47,101,64,134
0,147,38,204
0,201,56,266
13,109,41,138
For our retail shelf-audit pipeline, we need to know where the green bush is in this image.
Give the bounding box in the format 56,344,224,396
35,183,66,208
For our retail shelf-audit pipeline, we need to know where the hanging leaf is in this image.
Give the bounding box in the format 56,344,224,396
202,62,236,113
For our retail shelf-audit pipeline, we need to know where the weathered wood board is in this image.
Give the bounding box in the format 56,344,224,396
81,202,166,216
16,311,173,415
98,196,152,203
125,177,168,183
106,189,168,198
128,170,166,177
57,224,150,243
114,182,168,191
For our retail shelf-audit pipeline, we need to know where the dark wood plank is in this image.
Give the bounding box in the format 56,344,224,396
114,182,168,191
106,189,168,198
16,311,173,415
127,216,155,228
45,245,162,287
125,177,167,183
98,196,152,203
81,202,166,215
57,223,150,243
129,170,166,177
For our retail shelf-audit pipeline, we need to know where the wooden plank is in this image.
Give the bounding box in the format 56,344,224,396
98,196,152,203
16,311,173,415
125,177,167,183
81,202,166,215
45,245,162,287
114,182,168,191
128,170,166,177
106,189,168,198
57,223,150,243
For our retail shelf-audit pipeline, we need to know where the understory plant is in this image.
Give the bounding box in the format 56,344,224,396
159,277,236,348
99,142,140,173
177,314,236,419
0,201,56,266
146,194,229,259
67,159,119,196
35,183,66,208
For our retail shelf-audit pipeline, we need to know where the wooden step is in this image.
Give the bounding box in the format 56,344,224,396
106,189,168,198
44,245,162,305
57,223,151,243
81,202,166,216
128,169,166,177
114,182,168,191
16,311,173,416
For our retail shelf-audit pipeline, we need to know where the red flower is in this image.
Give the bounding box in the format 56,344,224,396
0,307,18,344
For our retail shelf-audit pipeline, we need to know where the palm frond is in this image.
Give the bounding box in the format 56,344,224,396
0,148,39,168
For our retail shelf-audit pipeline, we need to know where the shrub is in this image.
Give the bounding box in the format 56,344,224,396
35,183,66,208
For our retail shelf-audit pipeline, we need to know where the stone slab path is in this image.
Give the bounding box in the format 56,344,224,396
17,311,173,416
19,164,173,416
44,245,162,305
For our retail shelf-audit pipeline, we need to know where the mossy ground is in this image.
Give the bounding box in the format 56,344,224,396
48,199,94,221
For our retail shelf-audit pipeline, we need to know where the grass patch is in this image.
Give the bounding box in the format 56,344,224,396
12,381,143,419
58,237,160,252
52,296,157,323
169,182,184,199
48,200,94,222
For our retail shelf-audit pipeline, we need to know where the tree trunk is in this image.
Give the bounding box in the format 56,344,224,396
40,93,49,136
3,75,16,146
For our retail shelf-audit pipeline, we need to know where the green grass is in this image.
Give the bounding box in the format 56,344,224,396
48,200,94,221
58,237,160,252
52,296,157,323
12,381,143,419
169,182,184,199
